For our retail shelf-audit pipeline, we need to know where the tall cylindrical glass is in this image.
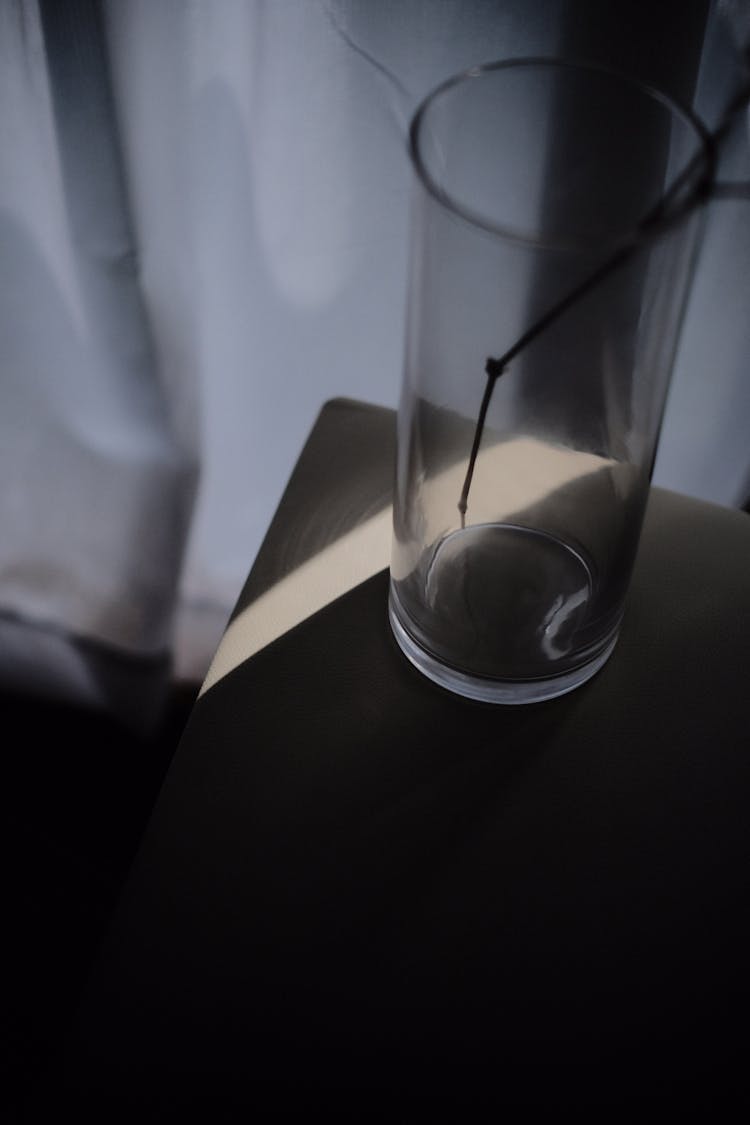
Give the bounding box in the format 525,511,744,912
389,59,709,703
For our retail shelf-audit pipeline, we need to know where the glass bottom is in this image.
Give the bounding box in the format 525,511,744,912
389,522,620,704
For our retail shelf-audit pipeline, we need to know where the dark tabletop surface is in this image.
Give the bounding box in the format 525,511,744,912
33,400,750,1118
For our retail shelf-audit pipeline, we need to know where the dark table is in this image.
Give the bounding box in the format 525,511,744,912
41,400,750,1116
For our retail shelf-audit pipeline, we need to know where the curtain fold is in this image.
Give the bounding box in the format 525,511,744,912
0,0,196,724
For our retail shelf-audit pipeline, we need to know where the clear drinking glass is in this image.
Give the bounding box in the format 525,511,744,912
389,58,710,703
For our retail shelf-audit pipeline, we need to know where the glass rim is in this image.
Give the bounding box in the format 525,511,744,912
408,55,714,252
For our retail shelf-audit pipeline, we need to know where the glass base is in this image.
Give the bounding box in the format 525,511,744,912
388,594,619,704
388,522,621,704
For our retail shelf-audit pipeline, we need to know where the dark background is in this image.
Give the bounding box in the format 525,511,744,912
2,681,199,1115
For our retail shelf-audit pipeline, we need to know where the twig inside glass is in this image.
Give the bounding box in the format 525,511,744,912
457,78,750,527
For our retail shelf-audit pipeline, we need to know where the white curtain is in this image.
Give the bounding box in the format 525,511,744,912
1,0,749,719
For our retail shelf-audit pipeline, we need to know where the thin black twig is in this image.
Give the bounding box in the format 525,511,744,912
456,78,750,524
